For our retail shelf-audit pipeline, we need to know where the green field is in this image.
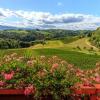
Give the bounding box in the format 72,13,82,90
30,40,64,49
0,37,100,70
34,48,100,69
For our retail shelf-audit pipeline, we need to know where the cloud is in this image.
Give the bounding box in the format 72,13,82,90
0,12,5,18
0,8,14,18
57,2,63,6
0,8,100,30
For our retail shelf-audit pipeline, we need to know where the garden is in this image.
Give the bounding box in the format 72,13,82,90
0,53,100,100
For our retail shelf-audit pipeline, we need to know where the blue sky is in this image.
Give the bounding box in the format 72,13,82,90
0,0,100,15
0,0,100,30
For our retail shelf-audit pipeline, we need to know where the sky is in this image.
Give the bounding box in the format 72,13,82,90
0,0,100,30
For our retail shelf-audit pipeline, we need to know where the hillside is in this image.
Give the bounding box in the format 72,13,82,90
0,29,91,49
65,38,99,52
31,37,99,53
90,27,100,48
0,29,99,69
30,37,79,49
30,40,64,49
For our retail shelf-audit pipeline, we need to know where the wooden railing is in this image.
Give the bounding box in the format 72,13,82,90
0,85,100,100
72,84,100,100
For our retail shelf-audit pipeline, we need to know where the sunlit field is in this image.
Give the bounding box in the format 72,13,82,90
0,47,100,70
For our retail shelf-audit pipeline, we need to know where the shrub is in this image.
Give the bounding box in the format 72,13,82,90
0,53,79,99
1,53,100,99
76,46,81,50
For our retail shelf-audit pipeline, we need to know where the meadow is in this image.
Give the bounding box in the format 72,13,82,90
0,47,100,70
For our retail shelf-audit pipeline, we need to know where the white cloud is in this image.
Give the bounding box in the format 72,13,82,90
0,8,100,30
0,8,14,18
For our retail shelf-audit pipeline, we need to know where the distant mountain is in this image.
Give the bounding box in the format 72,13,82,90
0,25,19,30
0,25,33,30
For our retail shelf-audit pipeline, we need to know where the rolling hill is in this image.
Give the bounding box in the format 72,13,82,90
0,28,99,69
90,27,100,48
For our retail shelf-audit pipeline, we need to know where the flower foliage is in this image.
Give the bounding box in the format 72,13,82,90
0,53,94,99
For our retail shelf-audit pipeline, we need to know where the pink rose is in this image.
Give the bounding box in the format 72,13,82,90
0,80,4,86
95,77,100,83
24,85,36,95
52,63,59,69
4,72,14,80
50,63,59,73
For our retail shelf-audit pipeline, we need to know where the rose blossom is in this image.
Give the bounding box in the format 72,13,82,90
4,72,14,80
0,80,4,86
95,77,100,83
50,63,59,73
24,85,36,95
94,74,100,83
52,63,59,69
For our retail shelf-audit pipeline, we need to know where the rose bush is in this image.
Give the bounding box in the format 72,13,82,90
1,53,100,99
0,53,79,99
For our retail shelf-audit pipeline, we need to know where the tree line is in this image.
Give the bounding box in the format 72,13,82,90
0,29,92,49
